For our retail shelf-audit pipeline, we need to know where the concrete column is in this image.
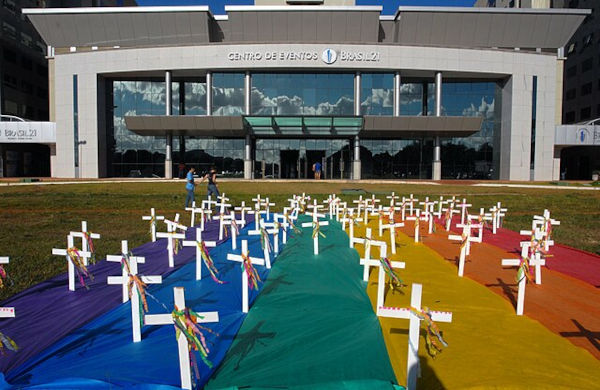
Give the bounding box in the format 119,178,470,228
244,134,253,180
394,72,401,116
552,146,562,181
353,135,361,180
432,72,442,180
354,72,361,115
49,143,57,178
206,71,212,115
244,72,251,115
165,70,173,179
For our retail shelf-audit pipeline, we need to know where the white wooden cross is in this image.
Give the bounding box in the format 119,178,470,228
468,208,492,241
434,196,445,218
341,210,360,248
418,199,436,234
213,213,233,241
261,197,276,221
182,228,217,280
387,192,400,207
456,198,472,225
252,194,264,209
455,220,483,256
144,287,219,390
501,254,535,315
51,234,93,291
405,194,419,217
106,240,162,342
366,244,405,309
262,220,281,254
442,203,460,231
489,203,507,234
106,240,148,303
186,202,212,230
226,240,265,313
301,204,329,255
519,231,547,285
248,220,273,269
202,195,218,211
156,220,187,268
448,229,482,277
381,218,405,255
273,213,287,244
354,228,387,281
352,195,366,218
377,283,453,390
405,209,427,243
532,209,560,252
142,208,165,242
69,221,100,265
248,204,267,235
216,193,231,215
234,201,252,228
0,257,15,318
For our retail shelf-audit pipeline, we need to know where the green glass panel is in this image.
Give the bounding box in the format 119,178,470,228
274,117,303,127
304,117,332,127
245,117,273,127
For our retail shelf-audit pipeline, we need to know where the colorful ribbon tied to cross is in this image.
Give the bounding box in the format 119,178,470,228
121,255,150,327
221,215,228,238
83,231,97,264
312,222,326,239
444,208,452,226
287,215,302,235
172,306,216,383
460,232,469,252
67,247,94,289
197,241,225,284
148,216,155,238
260,227,272,253
409,306,448,358
380,257,403,291
231,218,239,236
0,264,9,289
172,233,182,255
0,332,18,355
241,252,261,290
516,255,533,284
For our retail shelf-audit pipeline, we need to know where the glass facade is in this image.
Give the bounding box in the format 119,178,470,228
254,138,351,179
212,73,244,115
251,73,354,115
107,75,500,180
361,82,499,179
361,73,394,115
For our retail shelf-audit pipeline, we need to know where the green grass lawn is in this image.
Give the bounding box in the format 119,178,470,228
0,181,598,301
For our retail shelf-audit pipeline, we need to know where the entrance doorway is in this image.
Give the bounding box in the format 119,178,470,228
306,150,326,179
280,150,299,179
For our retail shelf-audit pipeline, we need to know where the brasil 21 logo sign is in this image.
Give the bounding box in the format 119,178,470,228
322,49,338,64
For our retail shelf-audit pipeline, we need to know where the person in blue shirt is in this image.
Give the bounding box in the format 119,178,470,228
184,167,196,208
313,161,322,180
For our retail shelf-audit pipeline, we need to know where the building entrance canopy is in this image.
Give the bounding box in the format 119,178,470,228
124,115,483,139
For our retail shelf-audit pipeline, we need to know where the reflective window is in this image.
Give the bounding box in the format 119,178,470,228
212,73,244,115
362,82,500,180
399,83,424,116
254,138,351,179
251,73,354,116
361,73,394,115
110,80,179,177
184,81,207,115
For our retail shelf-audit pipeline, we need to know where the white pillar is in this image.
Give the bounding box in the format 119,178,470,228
354,72,361,116
394,72,401,116
49,143,57,177
353,135,361,180
206,71,212,116
165,70,173,179
244,72,251,115
244,134,253,180
432,72,442,180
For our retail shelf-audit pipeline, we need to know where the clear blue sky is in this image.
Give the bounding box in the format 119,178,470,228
135,0,477,15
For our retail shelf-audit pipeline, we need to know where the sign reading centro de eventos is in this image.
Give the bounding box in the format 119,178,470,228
227,48,380,64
